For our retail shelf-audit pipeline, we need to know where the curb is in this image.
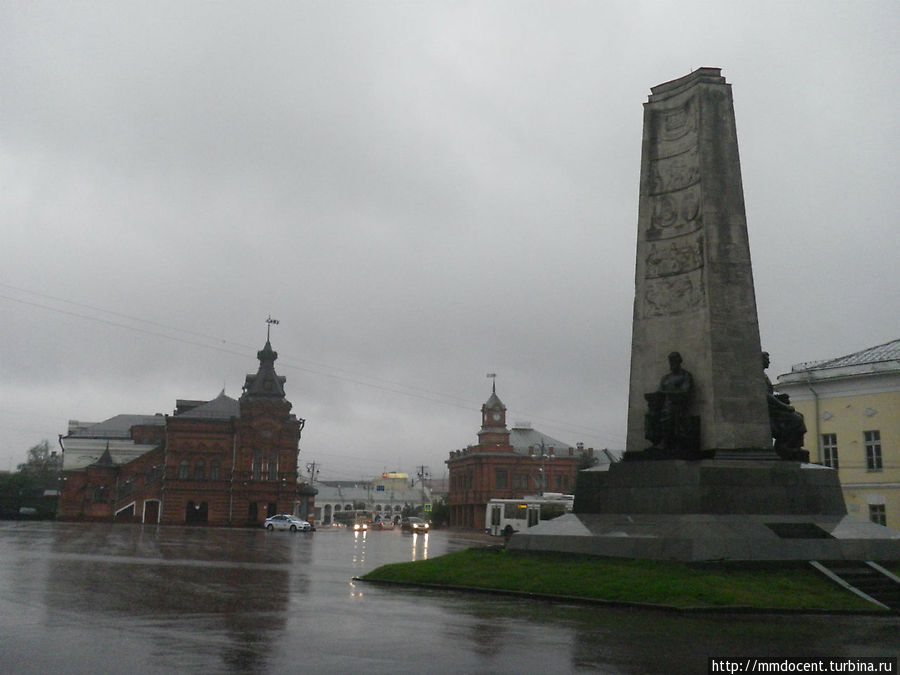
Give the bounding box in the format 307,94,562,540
354,577,895,616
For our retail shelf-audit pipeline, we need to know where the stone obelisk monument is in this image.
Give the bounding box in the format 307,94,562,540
508,69,900,561
625,68,771,456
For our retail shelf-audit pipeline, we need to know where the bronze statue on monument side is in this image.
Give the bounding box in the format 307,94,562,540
644,351,700,454
762,351,808,460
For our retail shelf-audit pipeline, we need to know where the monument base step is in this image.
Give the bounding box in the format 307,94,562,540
506,513,900,562
575,459,844,516
623,448,807,462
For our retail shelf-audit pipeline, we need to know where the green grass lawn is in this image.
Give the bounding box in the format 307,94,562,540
362,548,882,612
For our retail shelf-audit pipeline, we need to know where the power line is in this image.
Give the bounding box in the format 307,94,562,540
0,282,625,445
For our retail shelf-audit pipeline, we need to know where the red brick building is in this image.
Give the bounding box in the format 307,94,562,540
58,339,312,525
446,384,597,530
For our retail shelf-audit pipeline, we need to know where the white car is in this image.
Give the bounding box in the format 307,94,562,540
400,517,430,534
264,514,312,532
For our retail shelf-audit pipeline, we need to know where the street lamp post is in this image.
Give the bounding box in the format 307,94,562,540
416,466,430,517
536,441,554,496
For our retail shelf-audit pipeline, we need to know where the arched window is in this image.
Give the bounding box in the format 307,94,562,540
252,452,262,480
345,504,353,511
375,504,382,512
268,452,278,481
334,504,342,512
210,459,220,481
194,460,205,480
178,460,189,480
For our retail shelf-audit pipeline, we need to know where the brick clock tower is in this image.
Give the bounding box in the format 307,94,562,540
477,381,512,450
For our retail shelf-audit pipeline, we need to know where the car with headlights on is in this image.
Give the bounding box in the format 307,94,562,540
400,517,429,534
264,514,312,532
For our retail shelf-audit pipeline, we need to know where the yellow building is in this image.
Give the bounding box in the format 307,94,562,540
776,339,900,528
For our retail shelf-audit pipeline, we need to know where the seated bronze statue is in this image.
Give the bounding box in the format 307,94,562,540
645,351,698,451
762,351,806,452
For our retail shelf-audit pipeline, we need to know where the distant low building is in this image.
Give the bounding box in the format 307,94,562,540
446,384,615,530
777,339,900,528
313,473,432,525
58,339,314,526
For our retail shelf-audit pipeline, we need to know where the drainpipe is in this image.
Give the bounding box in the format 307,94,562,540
229,418,237,525
161,418,168,523
805,373,821,463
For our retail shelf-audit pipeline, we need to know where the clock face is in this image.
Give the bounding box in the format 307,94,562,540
492,412,501,421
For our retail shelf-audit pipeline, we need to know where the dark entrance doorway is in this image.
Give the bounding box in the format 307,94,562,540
185,500,208,524
144,500,159,524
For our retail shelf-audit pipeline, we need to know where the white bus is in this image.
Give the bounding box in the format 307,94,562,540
485,494,574,536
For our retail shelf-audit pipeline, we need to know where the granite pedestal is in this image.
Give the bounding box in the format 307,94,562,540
506,460,900,561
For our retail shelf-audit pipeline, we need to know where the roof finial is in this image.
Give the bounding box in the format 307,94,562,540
266,316,280,342
486,372,497,394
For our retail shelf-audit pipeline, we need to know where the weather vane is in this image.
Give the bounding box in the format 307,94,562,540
266,315,280,341
486,372,497,393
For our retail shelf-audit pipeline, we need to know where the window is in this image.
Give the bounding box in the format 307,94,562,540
194,460,205,481
821,434,838,469
555,475,569,491
268,452,278,481
864,431,882,472
252,452,263,480
178,460,189,480
504,503,527,520
513,474,529,490
869,504,886,527
210,459,220,481
495,469,508,489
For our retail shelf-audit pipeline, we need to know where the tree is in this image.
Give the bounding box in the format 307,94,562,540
429,498,450,528
0,472,42,517
0,440,62,518
1,440,61,518
18,440,61,479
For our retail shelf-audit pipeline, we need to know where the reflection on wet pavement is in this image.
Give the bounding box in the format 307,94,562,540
1,522,897,674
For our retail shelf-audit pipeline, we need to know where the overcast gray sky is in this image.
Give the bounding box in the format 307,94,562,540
2,2,898,480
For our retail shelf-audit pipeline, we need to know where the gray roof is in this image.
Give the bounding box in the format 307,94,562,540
68,390,238,440
790,339,900,373
174,391,239,419
509,426,574,454
69,414,165,438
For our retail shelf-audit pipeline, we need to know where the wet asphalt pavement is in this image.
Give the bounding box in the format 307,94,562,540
0,521,897,674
